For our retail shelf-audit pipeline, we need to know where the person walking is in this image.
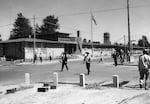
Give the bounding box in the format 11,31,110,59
138,49,150,90
119,49,124,64
83,52,92,75
39,53,43,63
33,53,37,64
61,52,69,71
49,53,52,61
112,50,118,66
99,51,104,63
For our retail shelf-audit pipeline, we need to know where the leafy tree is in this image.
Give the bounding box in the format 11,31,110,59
114,43,118,45
83,38,87,43
9,13,33,39
138,35,150,47
119,43,123,45
40,15,59,35
88,40,91,43
0,34,2,41
35,23,40,35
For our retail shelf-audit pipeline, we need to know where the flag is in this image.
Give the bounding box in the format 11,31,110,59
91,12,97,25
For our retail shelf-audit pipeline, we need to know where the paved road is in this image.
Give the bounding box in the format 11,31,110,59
0,58,139,86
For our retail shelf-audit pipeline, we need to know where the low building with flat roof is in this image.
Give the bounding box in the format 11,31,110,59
0,37,78,61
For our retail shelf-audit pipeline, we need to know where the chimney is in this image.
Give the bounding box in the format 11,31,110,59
77,30,80,37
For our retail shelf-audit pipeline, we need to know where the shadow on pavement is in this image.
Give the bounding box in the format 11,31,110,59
123,84,140,90
119,81,130,87
58,82,80,85
85,80,107,89
102,81,130,88
117,62,138,66
37,81,80,85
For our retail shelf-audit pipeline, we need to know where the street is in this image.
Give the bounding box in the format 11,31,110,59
0,58,140,86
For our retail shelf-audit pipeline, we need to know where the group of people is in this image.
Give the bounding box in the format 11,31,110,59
37,49,150,90
33,53,43,63
60,51,105,75
33,53,52,64
112,48,150,90
112,49,130,66
60,51,92,75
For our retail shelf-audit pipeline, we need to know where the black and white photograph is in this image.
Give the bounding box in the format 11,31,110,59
0,0,150,104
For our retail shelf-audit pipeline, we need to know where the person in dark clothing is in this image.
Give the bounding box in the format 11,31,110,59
112,50,118,66
126,50,130,62
33,54,37,64
49,53,52,61
39,53,43,63
83,52,91,75
61,52,69,71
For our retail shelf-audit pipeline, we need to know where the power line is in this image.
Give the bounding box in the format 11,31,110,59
24,4,150,21
0,3,150,28
114,35,125,43
0,24,13,28
36,18,101,37
130,4,150,9
1,3,150,42
58,4,150,17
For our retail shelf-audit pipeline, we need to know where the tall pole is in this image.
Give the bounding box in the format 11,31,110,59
90,13,94,57
127,0,131,54
124,35,126,52
33,16,36,62
127,0,131,63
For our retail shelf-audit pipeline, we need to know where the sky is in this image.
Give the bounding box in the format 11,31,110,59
0,0,150,44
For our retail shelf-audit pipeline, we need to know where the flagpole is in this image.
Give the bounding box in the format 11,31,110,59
33,16,36,63
90,12,94,57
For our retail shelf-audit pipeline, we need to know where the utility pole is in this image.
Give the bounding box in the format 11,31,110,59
127,0,131,61
124,35,126,52
33,16,36,62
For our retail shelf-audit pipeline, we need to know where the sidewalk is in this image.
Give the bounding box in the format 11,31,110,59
17,55,85,65
14,55,139,66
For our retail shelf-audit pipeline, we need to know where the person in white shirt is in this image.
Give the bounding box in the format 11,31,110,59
83,52,92,75
138,49,150,90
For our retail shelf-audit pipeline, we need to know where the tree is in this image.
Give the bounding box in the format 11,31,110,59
83,38,87,43
9,13,33,39
114,43,118,45
138,35,150,47
0,34,2,41
88,40,91,43
40,15,59,35
35,24,40,35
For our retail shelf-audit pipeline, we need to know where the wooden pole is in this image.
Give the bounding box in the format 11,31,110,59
33,16,36,63
127,0,131,61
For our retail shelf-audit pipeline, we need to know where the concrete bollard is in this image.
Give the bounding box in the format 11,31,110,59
37,87,49,92
6,88,17,94
25,73,30,85
113,75,119,88
80,73,85,87
53,72,58,87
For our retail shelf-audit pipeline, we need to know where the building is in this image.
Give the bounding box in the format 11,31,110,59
0,32,82,61
0,31,144,61
103,32,111,45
